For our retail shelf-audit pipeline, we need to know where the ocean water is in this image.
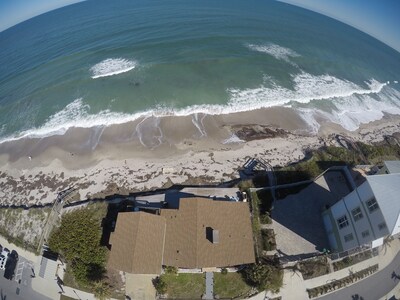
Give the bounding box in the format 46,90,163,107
0,0,400,149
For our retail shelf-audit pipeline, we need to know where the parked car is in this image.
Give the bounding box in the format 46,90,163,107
10,250,18,261
4,250,18,280
0,255,6,270
0,248,10,270
1,247,9,256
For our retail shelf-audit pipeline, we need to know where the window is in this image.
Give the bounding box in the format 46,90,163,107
351,207,363,221
378,222,387,231
344,233,354,242
366,198,379,213
337,215,349,229
361,230,370,238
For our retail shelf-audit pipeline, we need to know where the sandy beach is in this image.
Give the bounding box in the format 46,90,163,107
0,108,399,207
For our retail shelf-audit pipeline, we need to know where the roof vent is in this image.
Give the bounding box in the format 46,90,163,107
206,227,219,244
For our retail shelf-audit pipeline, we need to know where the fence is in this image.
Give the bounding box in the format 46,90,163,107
329,244,378,262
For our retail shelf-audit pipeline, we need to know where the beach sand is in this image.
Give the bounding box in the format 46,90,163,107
0,108,399,207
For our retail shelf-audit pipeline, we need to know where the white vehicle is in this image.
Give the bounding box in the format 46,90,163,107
0,255,6,270
0,248,9,270
242,192,248,202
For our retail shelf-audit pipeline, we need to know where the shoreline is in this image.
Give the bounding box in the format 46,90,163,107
0,113,399,207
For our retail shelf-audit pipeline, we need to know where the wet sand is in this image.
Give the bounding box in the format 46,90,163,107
0,108,399,206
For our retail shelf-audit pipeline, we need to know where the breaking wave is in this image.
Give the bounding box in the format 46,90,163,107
90,58,136,79
247,43,300,63
227,73,388,108
298,83,400,132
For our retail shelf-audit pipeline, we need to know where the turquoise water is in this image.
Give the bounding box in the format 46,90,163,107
0,0,400,142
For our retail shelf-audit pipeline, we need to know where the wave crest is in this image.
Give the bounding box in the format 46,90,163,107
227,73,387,108
90,58,136,79
247,43,300,62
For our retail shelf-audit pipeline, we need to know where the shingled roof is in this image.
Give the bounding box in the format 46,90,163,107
161,198,255,269
108,198,255,274
108,212,166,274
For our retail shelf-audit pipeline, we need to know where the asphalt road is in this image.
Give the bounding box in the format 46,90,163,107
318,251,400,300
0,255,51,300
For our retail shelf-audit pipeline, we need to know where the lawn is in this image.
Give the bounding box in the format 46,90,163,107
214,272,251,299
162,273,205,299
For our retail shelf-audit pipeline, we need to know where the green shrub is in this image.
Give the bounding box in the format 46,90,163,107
238,180,254,191
165,266,178,275
261,229,276,251
241,262,283,292
154,276,167,294
260,213,272,224
48,204,107,287
298,256,329,280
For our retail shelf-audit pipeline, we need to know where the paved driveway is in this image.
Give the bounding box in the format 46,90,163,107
271,170,352,258
0,255,51,300
125,273,157,300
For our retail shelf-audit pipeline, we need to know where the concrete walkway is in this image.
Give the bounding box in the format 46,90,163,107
204,272,214,299
249,239,400,300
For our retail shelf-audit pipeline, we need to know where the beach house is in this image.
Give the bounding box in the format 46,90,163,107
107,197,255,274
322,161,400,253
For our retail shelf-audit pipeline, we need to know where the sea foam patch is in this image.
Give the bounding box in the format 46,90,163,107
227,73,387,109
247,43,300,63
6,98,147,142
227,72,400,132
90,58,136,79
297,84,400,133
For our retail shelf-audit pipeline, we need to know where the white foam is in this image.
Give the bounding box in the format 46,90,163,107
90,58,136,79
191,113,207,137
298,85,400,132
4,98,149,142
134,116,164,148
228,73,388,109
222,134,245,144
247,43,300,63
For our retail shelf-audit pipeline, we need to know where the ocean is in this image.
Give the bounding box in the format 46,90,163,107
0,0,400,152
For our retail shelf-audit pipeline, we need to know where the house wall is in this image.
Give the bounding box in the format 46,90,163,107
391,214,400,235
343,189,374,245
322,211,340,252
324,181,389,252
324,174,397,253
358,182,389,238
377,165,389,175
330,200,359,250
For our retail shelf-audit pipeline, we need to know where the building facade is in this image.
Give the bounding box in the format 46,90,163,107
323,162,400,253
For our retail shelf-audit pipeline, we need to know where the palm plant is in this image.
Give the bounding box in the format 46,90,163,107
92,280,111,300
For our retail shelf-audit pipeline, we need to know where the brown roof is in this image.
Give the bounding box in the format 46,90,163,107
108,212,166,274
161,198,255,269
